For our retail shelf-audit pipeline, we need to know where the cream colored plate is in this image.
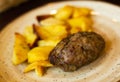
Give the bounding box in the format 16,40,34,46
1,1,120,82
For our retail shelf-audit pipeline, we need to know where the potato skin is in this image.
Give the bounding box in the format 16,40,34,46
49,32,105,72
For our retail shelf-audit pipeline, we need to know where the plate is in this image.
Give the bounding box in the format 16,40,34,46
1,1,120,82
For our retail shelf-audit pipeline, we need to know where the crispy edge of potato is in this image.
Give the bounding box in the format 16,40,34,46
36,14,53,22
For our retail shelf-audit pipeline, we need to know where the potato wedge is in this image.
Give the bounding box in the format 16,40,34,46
68,17,92,32
24,61,53,73
44,25,68,39
55,5,73,20
12,33,29,65
34,24,68,40
70,27,81,34
38,40,60,47
40,17,65,26
33,25,52,40
24,62,37,73
28,46,54,63
35,66,44,77
23,26,37,47
73,7,92,18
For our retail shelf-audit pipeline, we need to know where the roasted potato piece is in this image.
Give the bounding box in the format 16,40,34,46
45,25,68,39
55,5,73,20
34,25,51,40
24,62,37,73
70,27,81,34
40,17,65,26
38,40,60,47
35,66,44,77
34,24,68,40
12,33,29,65
28,46,54,63
36,14,53,22
72,7,92,18
24,61,53,73
23,26,37,47
68,17,92,32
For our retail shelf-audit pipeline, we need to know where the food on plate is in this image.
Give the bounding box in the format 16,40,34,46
24,61,53,73
28,46,54,63
40,17,65,26
24,61,53,76
38,40,60,46
12,33,29,65
33,24,68,40
23,26,37,47
12,5,100,76
49,32,105,71
55,5,73,20
35,66,45,76
54,5,91,20
68,16,92,33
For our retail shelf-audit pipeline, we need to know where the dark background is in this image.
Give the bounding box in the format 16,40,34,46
0,0,120,30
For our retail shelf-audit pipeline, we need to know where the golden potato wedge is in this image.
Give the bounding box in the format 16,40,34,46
24,61,53,73
73,7,92,18
55,5,73,20
12,33,29,65
23,26,37,47
33,25,52,40
37,60,53,67
70,27,81,34
28,46,54,63
40,17,65,26
34,24,68,40
43,25,68,40
38,40,60,47
67,17,92,32
35,66,44,77
24,62,37,73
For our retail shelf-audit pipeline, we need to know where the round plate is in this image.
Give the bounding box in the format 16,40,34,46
1,1,120,82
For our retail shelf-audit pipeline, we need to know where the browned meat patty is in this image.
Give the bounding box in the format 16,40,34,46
49,32,105,72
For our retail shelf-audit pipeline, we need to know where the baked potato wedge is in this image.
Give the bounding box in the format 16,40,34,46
40,17,65,26
34,24,68,40
23,26,37,47
33,25,52,40
35,66,44,77
72,7,92,18
24,61,53,73
38,40,60,47
12,33,29,65
67,16,92,32
28,46,54,63
55,5,73,20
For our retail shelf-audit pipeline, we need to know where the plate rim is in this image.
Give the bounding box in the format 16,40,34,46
1,1,120,82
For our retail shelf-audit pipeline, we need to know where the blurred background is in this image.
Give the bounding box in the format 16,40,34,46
0,0,120,30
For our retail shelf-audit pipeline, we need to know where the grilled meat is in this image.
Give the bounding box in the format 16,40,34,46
49,32,105,72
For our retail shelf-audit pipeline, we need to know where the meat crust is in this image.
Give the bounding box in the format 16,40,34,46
49,32,105,72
